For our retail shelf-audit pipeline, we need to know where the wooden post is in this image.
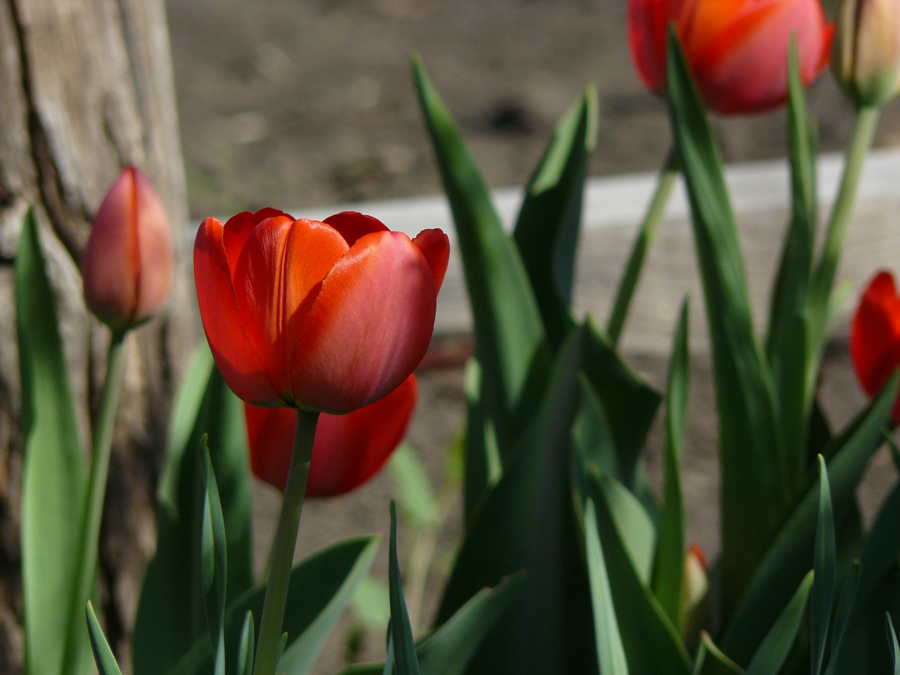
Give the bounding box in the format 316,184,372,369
0,0,194,671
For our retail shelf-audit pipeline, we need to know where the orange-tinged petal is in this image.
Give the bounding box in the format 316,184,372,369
851,271,900,403
230,215,297,395
279,219,349,380
194,216,280,405
222,208,287,275
324,211,389,247
413,229,451,294
131,169,174,322
290,231,437,413
243,375,418,496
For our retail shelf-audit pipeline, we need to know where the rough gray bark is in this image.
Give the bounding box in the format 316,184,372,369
0,0,195,672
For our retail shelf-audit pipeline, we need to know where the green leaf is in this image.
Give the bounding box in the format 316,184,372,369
811,456,836,675
417,573,524,675
462,358,501,527
580,319,662,489
586,470,692,675
823,560,860,675
888,613,900,675
765,40,818,487
16,208,92,675
513,86,598,349
237,612,254,675
692,634,743,675
666,28,786,616
585,498,630,675
653,299,690,626
85,602,123,675
434,325,597,674
413,55,551,461
200,439,228,672
389,443,438,528
720,375,897,665
133,354,254,675
389,501,422,675
745,570,814,675
341,574,524,675
167,536,380,675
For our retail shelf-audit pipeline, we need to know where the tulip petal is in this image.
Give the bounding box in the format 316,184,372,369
324,211,389,247
290,231,437,413
244,375,417,496
413,228,451,293
629,0,685,91
222,208,287,275
81,168,139,324
307,375,418,497
232,216,346,397
194,217,280,405
132,169,173,320
851,271,900,397
244,403,295,492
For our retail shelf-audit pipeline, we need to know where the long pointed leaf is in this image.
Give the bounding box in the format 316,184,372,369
133,354,253,675
413,56,551,460
811,456,836,675
765,40,818,486
721,375,897,665
389,501,422,675
201,440,228,671
17,208,92,675
86,602,123,675
513,87,598,349
667,29,787,615
745,571,814,675
692,634,743,675
434,326,597,674
585,498,630,675
889,613,900,675
653,299,690,626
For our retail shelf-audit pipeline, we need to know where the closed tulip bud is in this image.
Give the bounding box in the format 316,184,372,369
81,167,174,332
833,0,900,107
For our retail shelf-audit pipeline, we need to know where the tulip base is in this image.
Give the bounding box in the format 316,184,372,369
253,408,320,675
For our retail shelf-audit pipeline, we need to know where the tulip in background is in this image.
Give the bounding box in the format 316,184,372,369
628,0,832,114
851,270,900,422
833,0,900,108
81,166,174,332
244,374,418,496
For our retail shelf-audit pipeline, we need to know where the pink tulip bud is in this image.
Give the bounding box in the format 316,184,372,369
833,0,900,107
81,167,173,332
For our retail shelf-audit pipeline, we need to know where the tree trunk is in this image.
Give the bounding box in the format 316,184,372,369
0,0,195,672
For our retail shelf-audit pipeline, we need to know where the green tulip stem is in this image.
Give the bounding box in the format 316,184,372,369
253,409,320,675
60,328,127,674
812,105,880,325
607,146,678,347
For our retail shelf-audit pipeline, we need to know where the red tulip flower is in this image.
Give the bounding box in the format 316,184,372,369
850,271,900,422
81,167,173,331
244,374,418,497
194,209,448,414
628,0,833,114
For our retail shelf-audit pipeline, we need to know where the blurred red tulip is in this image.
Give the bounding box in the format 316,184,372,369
194,209,448,414
244,374,418,496
850,271,900,422
628,0,833,114
80,167,173,331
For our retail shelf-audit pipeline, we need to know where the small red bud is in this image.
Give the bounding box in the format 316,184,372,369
80,167,173,332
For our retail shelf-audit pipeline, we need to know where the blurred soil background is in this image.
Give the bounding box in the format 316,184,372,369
162,0,900,672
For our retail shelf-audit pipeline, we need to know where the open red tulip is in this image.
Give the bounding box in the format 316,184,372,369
628,0,833,114
850,270,900,422
244,374,418,496
81,167,173,331
194,209,448,414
